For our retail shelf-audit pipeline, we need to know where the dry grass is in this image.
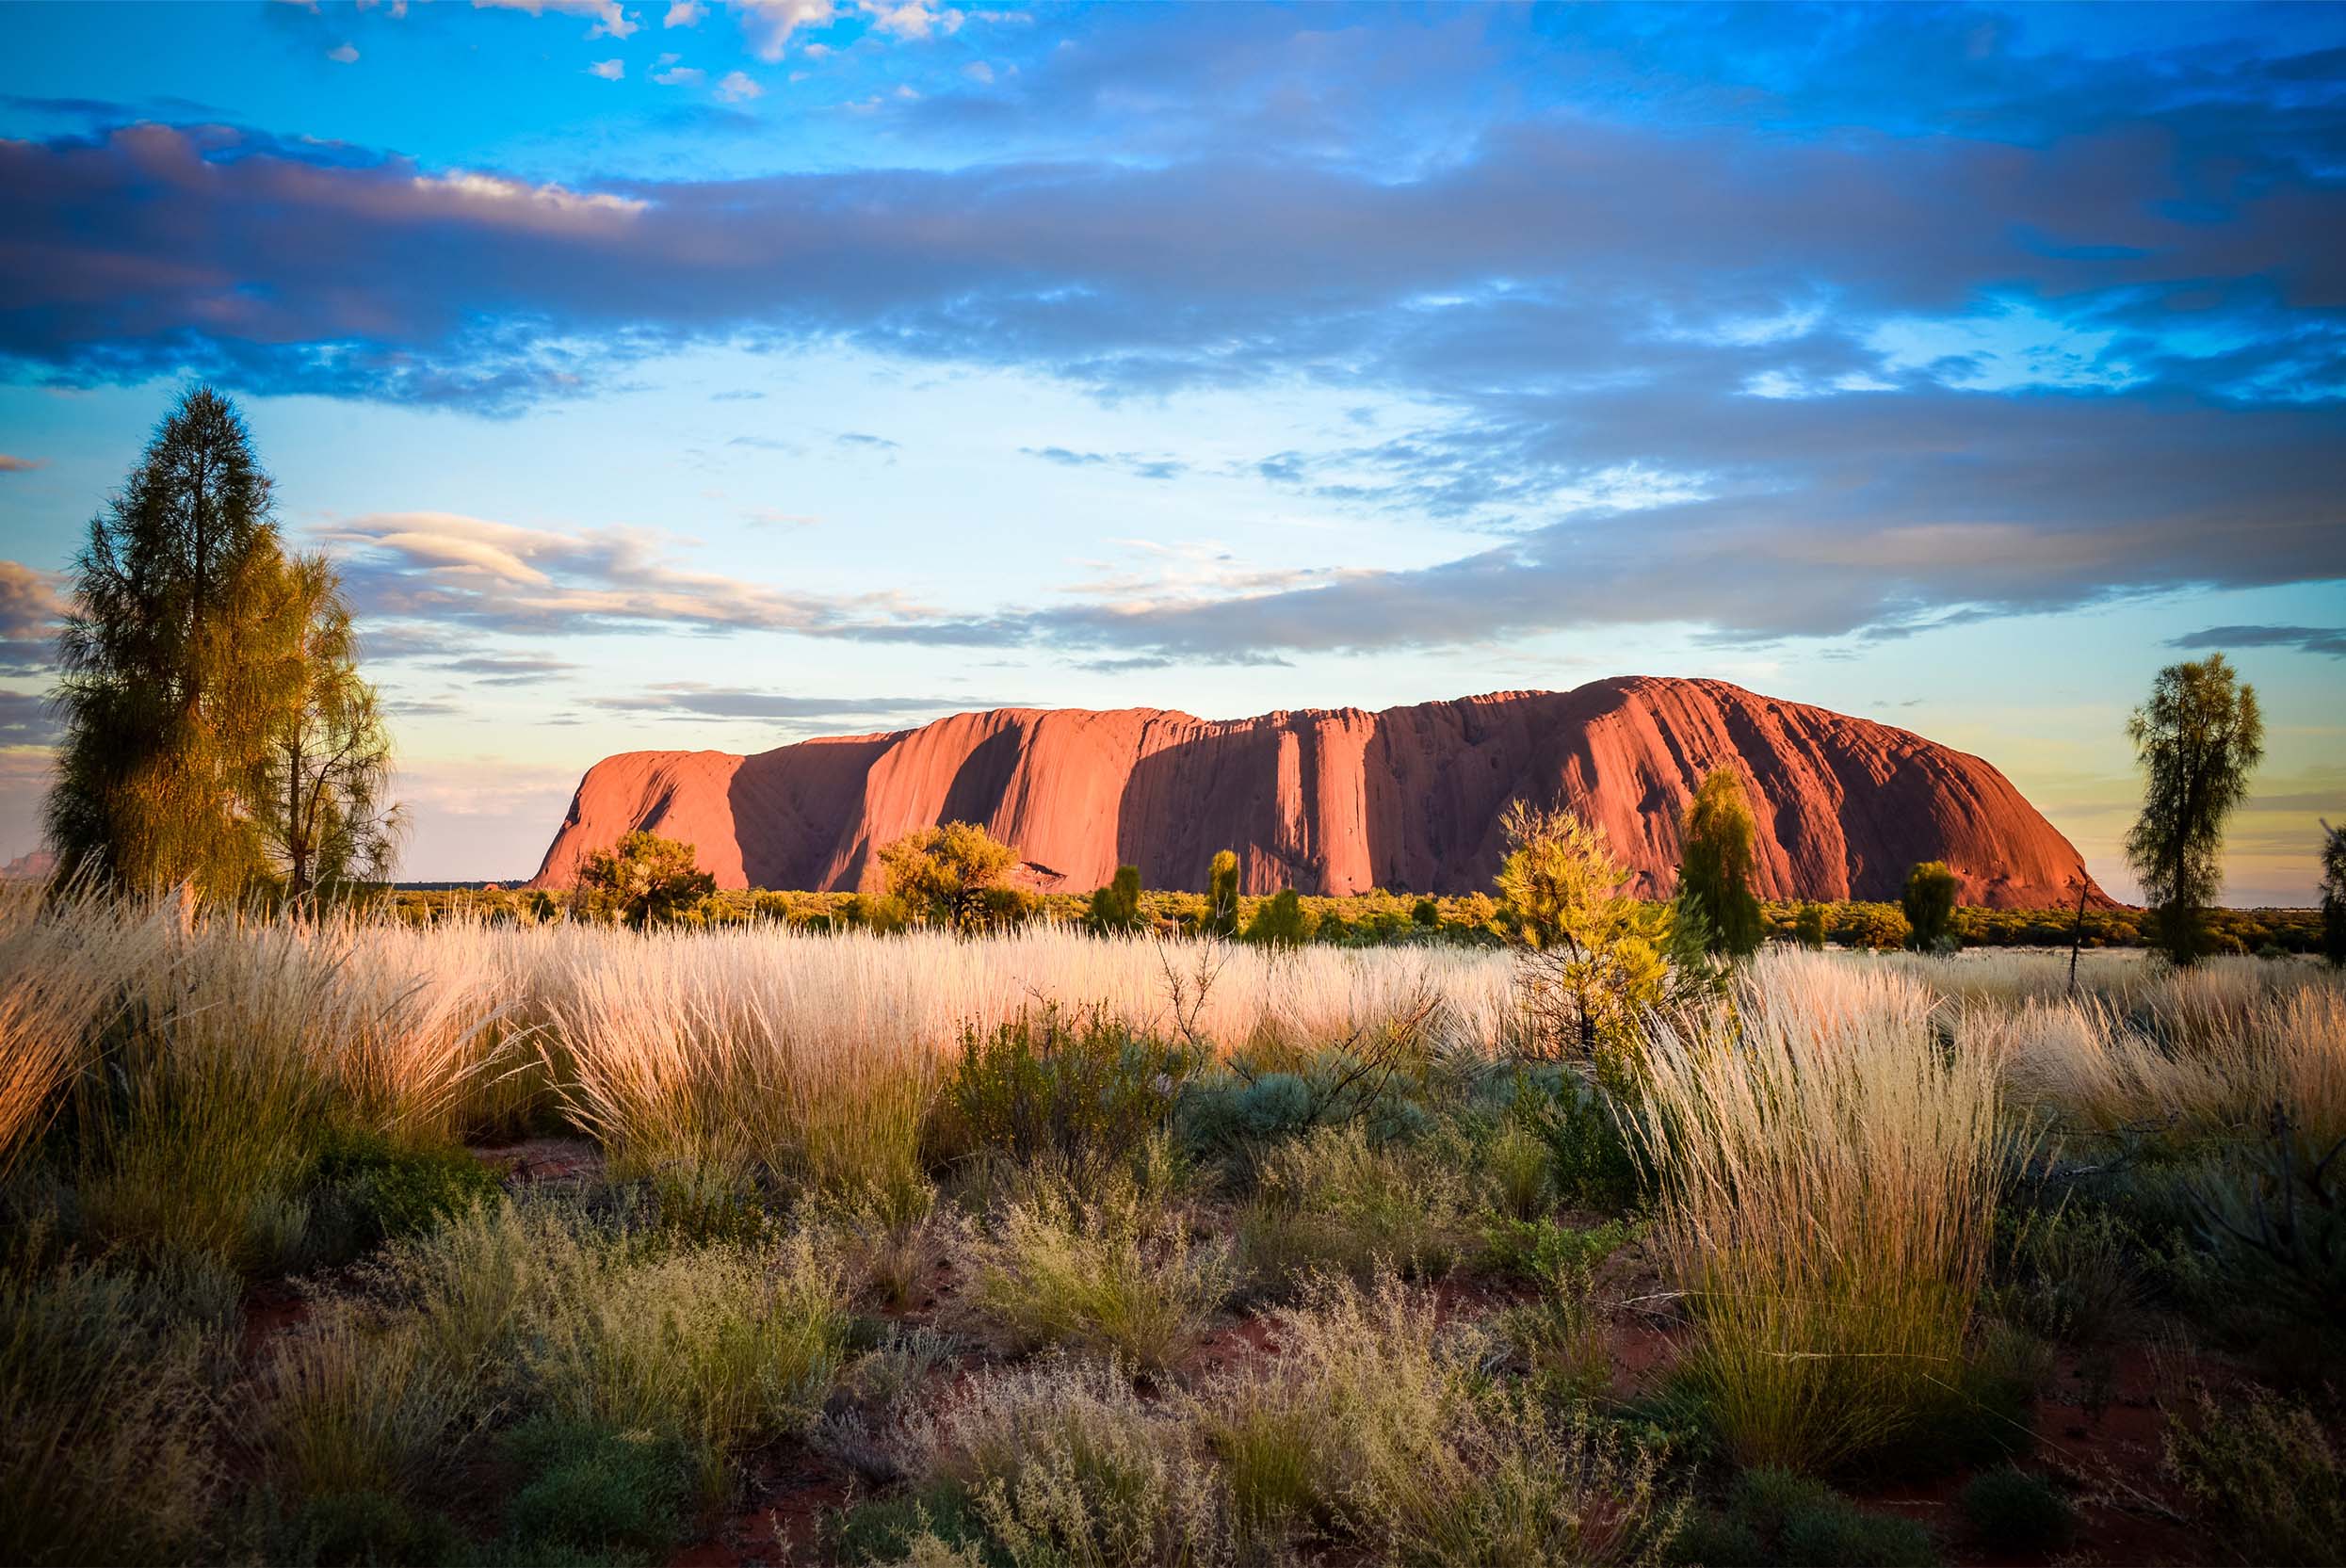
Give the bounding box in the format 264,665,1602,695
1970,974,2346,1146
1634,951,2014,1471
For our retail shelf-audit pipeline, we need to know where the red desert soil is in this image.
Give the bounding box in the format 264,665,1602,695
528,675,2108,909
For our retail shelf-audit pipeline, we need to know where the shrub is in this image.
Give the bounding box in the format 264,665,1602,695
1089,865,1144,932
966,1173,1233,1372
1482,1215,1632,1288
1495,801,1723,1068
574,832,715,928
1902,862,1960,952
0,1249,221,1565
914,1355,1232,1567
1197,1273,1679,1564
1238,1123,1472,1287
2163,1382,2344,1565
1515,1068,1644,1212
498,1416,694,1563
1792,902,1828,950
1193,1274,1476,1553
1676,1469,1938,1567
1243,888,1313,948
1957,1466,2073,1555
307,1128,502,1261
1842,903,1912,952
933,1005,1192,1176
1412,897,1441,928
1495,1280,1615,1406
1354,1386,1683,1567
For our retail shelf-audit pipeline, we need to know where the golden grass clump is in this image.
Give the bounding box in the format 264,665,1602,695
1635,950,2012,1472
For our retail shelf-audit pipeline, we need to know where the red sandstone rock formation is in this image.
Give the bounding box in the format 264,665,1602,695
527,676,2106,908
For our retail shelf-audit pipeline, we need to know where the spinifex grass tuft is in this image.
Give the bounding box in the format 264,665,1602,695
1636,951,2013,1472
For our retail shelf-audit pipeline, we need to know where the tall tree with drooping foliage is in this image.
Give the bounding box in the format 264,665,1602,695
46,388,291,898
2123,654,2264,965
247,552,405,901
1675,767,1765,958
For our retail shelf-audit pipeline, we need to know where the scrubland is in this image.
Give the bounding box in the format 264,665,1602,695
3,891,2342,1566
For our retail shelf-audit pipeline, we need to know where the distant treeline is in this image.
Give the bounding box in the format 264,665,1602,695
380,884,2326,954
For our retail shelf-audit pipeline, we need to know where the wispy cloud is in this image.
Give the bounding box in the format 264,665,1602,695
2168,624,2346,659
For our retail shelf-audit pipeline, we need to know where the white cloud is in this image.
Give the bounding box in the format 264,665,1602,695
962,59,992,83
327,40,361,63
408,170,647,219
587,57,624,79
715,69,763,102
654,63,704,85
319,511,921,636
860,0,960,39
663,0,704,25
736,0,835,59
472,0,638,40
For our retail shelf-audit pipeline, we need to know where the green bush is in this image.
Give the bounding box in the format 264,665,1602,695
934,1005,1194,1176
1675,1469,1938,1567
1791,902,1828,950
499,1417,693,1565
1088,865,1144,932
1518,1070,1644,1212
1481,1215,1632,1288
1957,1466,2073,1555
308,1129,502,1260
1243,888,1313,947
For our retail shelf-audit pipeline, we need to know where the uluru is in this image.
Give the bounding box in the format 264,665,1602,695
529,676,2103,909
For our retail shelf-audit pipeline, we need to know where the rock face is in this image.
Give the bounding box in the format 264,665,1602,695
528,676,2105,908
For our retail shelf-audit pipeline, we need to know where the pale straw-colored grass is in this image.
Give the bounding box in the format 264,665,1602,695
1635,950,2014,1471
534,927,1513,1196
1972,978,2346,1148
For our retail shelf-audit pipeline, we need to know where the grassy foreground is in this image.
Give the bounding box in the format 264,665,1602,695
3,891,2342,1566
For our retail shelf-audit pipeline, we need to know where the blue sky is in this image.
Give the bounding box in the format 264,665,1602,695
1,1,2340,898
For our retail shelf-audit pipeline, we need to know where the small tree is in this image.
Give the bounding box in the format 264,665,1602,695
1242,887,1313,947
1792,902,1828,950
1089,864,1143,932
2321,819,2345,969
877,821,1019,932
1675,768,1765,958
1901,861,1961,952
575,832,715,928
1495,800,1715,1069
1205,849,1240,936
2125,654,2264,965
248,552,403,901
